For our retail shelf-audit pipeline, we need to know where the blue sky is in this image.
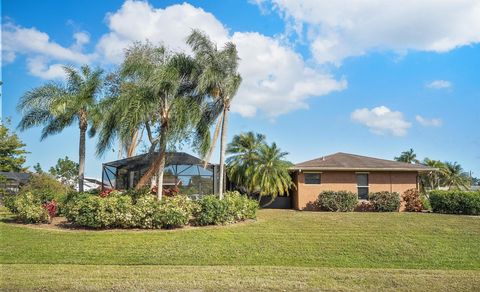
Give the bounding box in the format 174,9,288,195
2,0,480,178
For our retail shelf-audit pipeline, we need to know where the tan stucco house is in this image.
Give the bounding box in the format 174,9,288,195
290,152,435,210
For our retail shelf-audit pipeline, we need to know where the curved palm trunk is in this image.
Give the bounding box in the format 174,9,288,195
78,122,87,193
127,129,139,158
202,116,222,168
218,104,229,199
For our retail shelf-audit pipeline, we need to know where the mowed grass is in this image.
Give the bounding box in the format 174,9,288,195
1,209,479,291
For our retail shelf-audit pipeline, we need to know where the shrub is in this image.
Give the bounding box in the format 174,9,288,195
158,196,193,229
19,173,71,203
369,192,400,212
429,190,480,215
11,192,49,223
193,192,258,226
316,191,358,212
420,193,431,211
42,200,58,223
402,189,423,212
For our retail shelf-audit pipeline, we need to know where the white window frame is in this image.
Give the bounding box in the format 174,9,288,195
356,172,369,200
304,172,322,185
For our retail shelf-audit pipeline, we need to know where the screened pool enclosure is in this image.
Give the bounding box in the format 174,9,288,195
102,152,220,196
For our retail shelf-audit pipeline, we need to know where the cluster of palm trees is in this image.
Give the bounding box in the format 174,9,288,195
394,149,472,190
226,132,293,205
17,30,241,198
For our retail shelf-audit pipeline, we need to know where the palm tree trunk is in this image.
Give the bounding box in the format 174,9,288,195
202,116,222,168
78,121,87,193
218,104,229,200
155,125,167,200
127,129,139,158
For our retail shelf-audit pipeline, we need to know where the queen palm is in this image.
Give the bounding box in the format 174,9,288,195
421,158,446,190
17,65,103,192
99,42,202,199
394,148,419,164
254,142,294,206
187,29,242,199
226,132,266,195
442,161,471,190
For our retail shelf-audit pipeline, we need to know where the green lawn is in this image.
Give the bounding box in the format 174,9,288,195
1,209,479,291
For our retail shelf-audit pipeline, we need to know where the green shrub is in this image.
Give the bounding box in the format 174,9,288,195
402,188,423,212
429,190,480,215
193,192,258,226
158,196,193,229
316,191,358,212
19,173,71,203
12,192,49,223
369,192,401,212
420,193,431,211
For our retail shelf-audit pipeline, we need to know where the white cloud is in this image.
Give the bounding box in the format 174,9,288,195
254,0,480,64
351,106,412,136
26,58,66,80
416,115,442,127
425,80,452,89
95,0,346,117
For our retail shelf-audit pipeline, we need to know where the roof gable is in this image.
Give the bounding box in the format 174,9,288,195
292,152,435,171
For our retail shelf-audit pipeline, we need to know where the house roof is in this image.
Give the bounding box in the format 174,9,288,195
0,172,31,184
291,152,436,172
103,152,213,170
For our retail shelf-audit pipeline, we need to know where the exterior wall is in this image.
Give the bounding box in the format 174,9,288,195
293,171,418,210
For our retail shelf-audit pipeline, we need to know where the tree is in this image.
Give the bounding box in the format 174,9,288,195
33,163,44,174
226,132,266,195
187,29,242,199
394,148,419,164
99,42,203,199
49,156,79,186
420,158,445,190
0,122,28,172
17,65,103,192
441,161,471,190
253,142,294,206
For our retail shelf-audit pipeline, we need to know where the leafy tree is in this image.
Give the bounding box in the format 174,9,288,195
0,122,28,172
98,42,203,199
420,158,445,190
394,148,419,164
49,156,79,186
226,132,266,195
187,29,242,199
17,65,104,192
441,161,471,190
33,163,44,174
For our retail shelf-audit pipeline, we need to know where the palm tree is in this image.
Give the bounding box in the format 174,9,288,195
420,158,446,190
394,148,419,164
441,161,471,190
226,132,266,195
17,65,103,192
100,42,201,199
254,142,294,206
187,29,242,199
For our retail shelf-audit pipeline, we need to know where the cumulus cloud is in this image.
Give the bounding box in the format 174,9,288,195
425,80,452,89
95,0,346,117
254,0,480,64
416,115,442,127
351,106,412,136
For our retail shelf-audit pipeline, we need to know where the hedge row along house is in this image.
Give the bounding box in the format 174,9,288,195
290,152,436,210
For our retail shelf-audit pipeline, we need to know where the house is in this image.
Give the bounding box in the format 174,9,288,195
290,152,435,210
0,172,31,194
102,152,220,196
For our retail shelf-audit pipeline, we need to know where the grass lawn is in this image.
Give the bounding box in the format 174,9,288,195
1,208,479,291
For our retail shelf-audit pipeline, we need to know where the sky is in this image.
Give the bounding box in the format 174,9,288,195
1,0,479,179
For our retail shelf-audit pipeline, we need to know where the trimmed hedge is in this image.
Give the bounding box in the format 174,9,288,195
63,190,258,229
429,190,480,215
369,192,401,212
316,191,358,212
7,192,49,223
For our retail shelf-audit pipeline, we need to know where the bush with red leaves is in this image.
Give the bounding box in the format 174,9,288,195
42,200,57,223
100,188,114,198
402,188,423,212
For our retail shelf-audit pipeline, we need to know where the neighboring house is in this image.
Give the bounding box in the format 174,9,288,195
290,152,435,210
102,152,220,196
76,177,102,192
0,172,31,194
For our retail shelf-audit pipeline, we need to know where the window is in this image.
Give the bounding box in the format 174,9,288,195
357,173,369,200
304,173,321,184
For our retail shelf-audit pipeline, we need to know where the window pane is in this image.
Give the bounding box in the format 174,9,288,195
357,174,368,186
358,187,369,200
304,173,321,184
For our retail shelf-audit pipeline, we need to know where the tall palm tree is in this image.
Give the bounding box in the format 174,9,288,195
254,142,294,206
187,29,242,199
99,42,202,199
17,65,103,192
420,158,446,190
394,148,419,164
442,161,471,190
226,132,266,195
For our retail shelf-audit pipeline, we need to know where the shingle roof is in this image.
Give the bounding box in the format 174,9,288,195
291,152,435,172
0,172,31,184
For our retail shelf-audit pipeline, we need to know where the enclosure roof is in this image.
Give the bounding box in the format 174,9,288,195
291,152,436,172
103,152,214,170
0,172,31,183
